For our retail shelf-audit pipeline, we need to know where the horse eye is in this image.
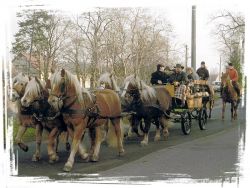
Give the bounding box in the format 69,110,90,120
52,99,55,103
20,83,23,86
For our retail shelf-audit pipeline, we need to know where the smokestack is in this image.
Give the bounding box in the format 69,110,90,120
191,5,196,70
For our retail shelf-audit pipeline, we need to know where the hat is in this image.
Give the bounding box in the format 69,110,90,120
228,63,233,66
201,61,205,65
174,64,182,68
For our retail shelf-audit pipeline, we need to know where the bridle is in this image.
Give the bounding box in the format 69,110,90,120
50,78,77,112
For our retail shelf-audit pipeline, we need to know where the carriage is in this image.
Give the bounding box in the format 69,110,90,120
165,80,211,135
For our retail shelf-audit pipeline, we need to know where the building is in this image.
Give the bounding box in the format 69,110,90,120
12,53,40,77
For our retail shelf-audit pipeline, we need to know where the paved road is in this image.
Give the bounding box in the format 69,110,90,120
14,96,246,183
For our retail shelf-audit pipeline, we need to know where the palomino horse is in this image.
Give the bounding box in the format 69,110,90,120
48,69,125,172
121,75,172,146
98,72,141,138
221,73,240,120
21,77,69,162
12,73,43,161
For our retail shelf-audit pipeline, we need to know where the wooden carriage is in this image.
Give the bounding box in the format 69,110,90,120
164,80,210,135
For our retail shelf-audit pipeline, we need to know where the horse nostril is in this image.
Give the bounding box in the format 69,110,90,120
23,99,27,103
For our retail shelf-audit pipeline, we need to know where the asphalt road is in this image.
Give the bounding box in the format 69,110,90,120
14,94,246,183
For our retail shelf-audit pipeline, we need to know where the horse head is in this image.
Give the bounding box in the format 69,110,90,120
121,75,156,108
12,73,29,101
48,69,83,112
21,77,45,107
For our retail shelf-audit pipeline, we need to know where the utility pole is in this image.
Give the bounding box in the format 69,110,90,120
191,5,196,70
185,44,188,70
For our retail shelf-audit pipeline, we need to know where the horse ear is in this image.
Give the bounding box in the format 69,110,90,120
61,69,65,77
28,76,32,81
22,73,25,77
34,76,39,82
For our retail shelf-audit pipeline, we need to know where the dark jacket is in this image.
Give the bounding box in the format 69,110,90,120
196,67,209,80
150,71,170,85
169,71,188,85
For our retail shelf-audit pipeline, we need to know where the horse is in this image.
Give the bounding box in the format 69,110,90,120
98,72,142,137
21,77,69,162
221,72,240,120
48,69,125,172
121,75,172,146
12,73,43,162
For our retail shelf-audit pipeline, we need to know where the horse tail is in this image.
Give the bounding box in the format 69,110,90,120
106,120,124,148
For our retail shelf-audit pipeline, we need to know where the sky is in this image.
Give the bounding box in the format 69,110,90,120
3,0,246,76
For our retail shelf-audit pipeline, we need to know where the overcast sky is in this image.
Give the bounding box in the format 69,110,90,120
4,0,246,73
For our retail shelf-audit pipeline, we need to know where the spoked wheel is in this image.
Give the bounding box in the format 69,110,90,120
181,111,192,135
198,107,207,130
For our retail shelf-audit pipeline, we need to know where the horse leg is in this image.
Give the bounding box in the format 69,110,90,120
32,124,43,161
66,126,87,160
15,125,28,152
63,122,86,172
111,118,125,156
231,102,234,121
154,118,161,142
88,127,96,161
160,116,170,140
90,126,102,162
209,99,214,119
65,131,71,152
55,130,61,153
48,127,60,163
140,119,151,146
222,101,226,120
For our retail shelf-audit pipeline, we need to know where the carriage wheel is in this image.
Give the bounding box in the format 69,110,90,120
181,111,192,135
198,107,207,130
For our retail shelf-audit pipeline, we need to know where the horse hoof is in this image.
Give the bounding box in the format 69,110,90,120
90,155,99,162
63,164,72,172
49,155,59,164
140,141,148,146
80,153,89,161
118,150,125,157
18,143,29,152
154,136,161,142
66,142,71,152
32,155,40,162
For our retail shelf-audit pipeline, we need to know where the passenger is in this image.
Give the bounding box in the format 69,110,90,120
186,67,199,81
169,64,188,106
150,64,170,85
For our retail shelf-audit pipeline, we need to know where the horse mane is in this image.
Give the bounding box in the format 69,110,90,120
124,75,156,103
98,72,120,92
51,69,84,104
24,77,45,97
13,73,29,84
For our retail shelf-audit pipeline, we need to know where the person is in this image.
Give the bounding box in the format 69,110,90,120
169,64,188,85
196,61,209,80
186,67,199,81
226,63,241,98
169,64,188,106
150,64,170,85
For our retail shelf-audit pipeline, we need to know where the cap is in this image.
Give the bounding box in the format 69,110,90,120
175,64,182,68
228,63,233,66
201,61,205,65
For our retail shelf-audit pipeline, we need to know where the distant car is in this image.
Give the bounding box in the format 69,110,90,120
212,81,221,92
